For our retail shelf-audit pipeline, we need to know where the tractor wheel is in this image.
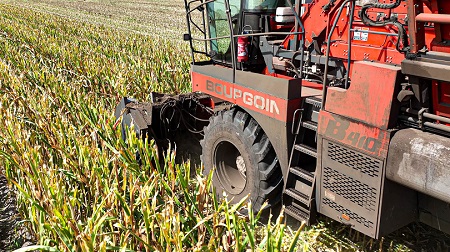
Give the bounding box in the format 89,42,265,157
200,109,283,211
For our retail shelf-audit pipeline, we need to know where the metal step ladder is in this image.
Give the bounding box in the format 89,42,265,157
283,96,322,225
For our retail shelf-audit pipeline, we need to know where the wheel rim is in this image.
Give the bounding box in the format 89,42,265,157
214,140,247,195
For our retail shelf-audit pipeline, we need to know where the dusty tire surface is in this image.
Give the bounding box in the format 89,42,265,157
200,109,283,211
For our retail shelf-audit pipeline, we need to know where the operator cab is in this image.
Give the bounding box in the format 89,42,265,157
206,0,289,70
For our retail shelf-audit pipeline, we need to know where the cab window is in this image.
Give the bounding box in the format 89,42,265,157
207,0,241,64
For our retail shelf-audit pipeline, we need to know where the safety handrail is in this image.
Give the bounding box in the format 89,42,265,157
416,13,450,24
189,31,304,42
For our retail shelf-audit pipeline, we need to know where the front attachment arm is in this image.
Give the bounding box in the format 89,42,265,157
114,92,215,160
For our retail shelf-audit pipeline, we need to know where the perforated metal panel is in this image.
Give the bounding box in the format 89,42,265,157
323,198,374,228
328,142,382,178
323,167,377,211
320,139,384,237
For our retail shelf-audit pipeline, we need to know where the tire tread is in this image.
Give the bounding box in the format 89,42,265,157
201,108,283,211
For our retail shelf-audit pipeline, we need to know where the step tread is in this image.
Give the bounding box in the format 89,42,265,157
285,204,310,222
304,96,323,107
285,188,310,205
294,144,318,158
289,167,314,183
301,120,318,131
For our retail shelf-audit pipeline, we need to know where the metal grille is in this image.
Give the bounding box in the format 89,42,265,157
328,142,382,177
323,198,374,228
323,167,377,211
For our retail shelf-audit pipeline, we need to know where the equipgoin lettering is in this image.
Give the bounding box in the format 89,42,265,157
206,80,280,115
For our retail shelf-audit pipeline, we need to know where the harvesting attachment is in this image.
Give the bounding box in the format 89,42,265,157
114,92,215,160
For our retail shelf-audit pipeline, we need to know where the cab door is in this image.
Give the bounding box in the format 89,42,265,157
207,0,242,65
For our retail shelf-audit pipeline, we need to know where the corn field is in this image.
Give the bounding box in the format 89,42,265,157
0,2,449,252
0,3,304,251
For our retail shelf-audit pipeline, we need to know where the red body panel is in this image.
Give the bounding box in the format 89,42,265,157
191,71,301,122
280,1,446,65
318,110,391,159
325,61,401,130
432,81,450,119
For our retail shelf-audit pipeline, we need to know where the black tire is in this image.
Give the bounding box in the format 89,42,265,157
200,109,283,211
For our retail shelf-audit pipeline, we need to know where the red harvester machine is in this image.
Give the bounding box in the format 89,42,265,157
116,0,450,238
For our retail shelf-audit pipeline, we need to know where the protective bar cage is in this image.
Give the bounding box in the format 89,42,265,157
183,0,306,82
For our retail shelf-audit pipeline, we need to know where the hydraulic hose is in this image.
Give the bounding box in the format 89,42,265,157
359,0,408,53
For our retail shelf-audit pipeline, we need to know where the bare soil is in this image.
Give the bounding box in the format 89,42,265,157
0,175,34,251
